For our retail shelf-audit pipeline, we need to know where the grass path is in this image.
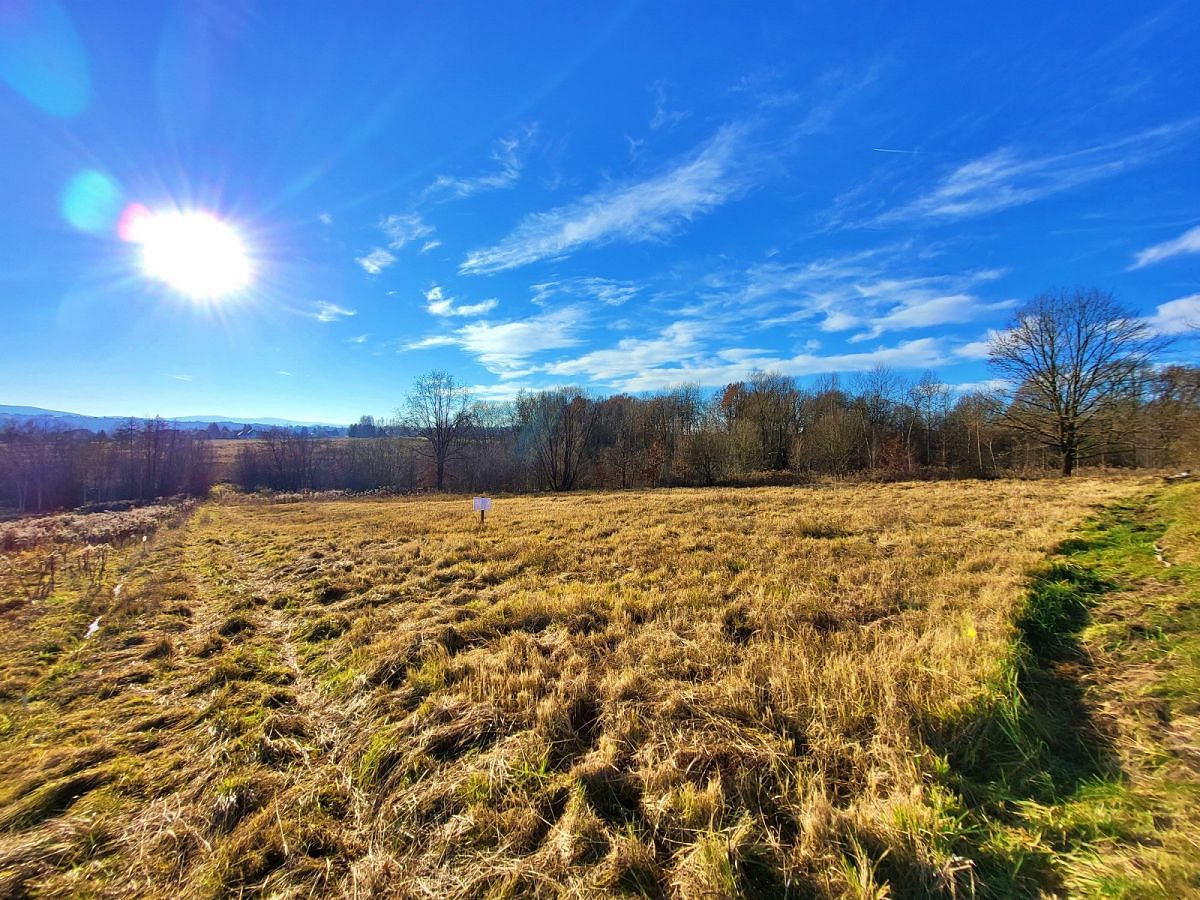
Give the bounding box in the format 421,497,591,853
941,480,1200,897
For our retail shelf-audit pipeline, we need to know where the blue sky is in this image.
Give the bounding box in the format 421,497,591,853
1,1,1197,424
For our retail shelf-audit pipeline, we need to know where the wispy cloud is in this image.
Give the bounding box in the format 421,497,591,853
424,285,499,318
952,329,1008,361
547,324,948,394
531,276,639,307
730,63,879,120
649,81,688,131
317,212,332,225
876,122,1192,223
423,126,536,200
308,301,356,323
357,213,436,274
846,274,1015,341
951,378,1007,394
545,320,709,380
464,381,554,402
460,123,752,274
1145,294,1200,335
709,249,1012,341
348,334,368,344
169,374,193,382
404,335,459,350
403,306,587,375
794,64,881,134
356,248,395,275
380,212,435,248
1130,225,1200,269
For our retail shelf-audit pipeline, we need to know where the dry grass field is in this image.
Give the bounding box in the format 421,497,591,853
1,477,1197,898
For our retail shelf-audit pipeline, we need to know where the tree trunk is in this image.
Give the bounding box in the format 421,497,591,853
1061,449,1075,476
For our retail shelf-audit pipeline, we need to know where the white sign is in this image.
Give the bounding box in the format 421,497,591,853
472,497,493,512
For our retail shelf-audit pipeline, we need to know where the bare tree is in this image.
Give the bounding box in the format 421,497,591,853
720,371,801,471
402,370,474,491
516,388,598,491
989,288,1167,476
854,365,902,470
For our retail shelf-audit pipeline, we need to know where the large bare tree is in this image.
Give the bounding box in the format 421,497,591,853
516,388,598,491
402,370,474,491
988,288,1166,476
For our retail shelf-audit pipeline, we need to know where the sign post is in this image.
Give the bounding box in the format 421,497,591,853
472,497,492,525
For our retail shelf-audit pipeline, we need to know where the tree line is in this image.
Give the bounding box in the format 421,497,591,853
0,418,213,514
2,288,1196,513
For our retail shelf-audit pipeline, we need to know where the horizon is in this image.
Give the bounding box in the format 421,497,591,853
2,2,1198,423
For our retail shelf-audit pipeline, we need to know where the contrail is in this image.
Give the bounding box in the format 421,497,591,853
872,147,921,154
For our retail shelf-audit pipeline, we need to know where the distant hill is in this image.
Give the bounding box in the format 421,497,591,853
0,405,346,436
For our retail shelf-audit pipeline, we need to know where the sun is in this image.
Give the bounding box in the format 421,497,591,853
123,207,252,300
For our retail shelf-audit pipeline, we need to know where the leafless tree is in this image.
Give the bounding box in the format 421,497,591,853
260,427,318,490
516,388,598,491
989,288,1167,476
720,371,802,471
854,365,903,470
401,370,474,491
951,391,1004,473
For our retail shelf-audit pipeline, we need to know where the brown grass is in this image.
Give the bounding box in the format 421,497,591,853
0,478,1150,896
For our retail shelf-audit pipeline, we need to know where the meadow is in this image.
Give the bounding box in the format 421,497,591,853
0,477,1197,898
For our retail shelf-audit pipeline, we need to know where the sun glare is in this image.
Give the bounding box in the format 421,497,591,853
126,208,252,300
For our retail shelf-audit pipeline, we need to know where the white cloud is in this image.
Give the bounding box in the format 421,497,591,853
545,321,709,379
277,370,293,377
953,329,1008,360
318,212,332,225
530,276,639,307
538,310,947,392
403,334,459,350
420,240,442,254
356,248,396,275
380,212,435,248
877,122,1191,223
1130,225,1200,269
348,334,368,344
820,310,862,332
461,123,751,274
423,127,536,200
794,64,881,134
169,374,193,382
457,308,585,373
605,337,948,394
403,306,587,375
1145,294,1200,335
952,379,1007,394
423,285,499,318
721,252,1011,341
453,299,500,317
649,81,688,131
465,382,542,402
731,63,879,122
309,301,356,323
848,290,1016,342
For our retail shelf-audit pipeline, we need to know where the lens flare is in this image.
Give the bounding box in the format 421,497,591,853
125,209,252,300
61,170,122,233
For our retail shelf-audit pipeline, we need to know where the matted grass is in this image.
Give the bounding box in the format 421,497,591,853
1,477,1183,897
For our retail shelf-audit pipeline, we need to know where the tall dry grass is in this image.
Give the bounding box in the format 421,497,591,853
0,478,1145,896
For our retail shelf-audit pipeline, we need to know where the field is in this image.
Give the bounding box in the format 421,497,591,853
1,478,1198,897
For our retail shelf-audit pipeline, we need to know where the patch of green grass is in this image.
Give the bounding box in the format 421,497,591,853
933,482,1200,897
